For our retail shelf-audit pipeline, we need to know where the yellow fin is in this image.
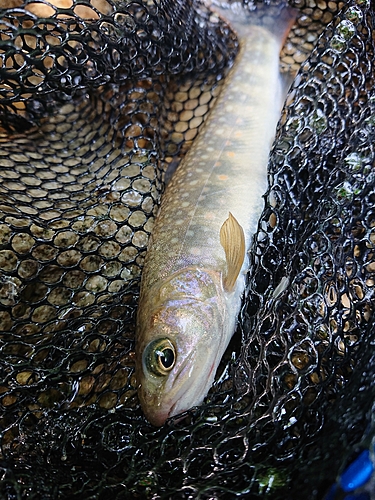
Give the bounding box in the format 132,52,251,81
220,212,245,292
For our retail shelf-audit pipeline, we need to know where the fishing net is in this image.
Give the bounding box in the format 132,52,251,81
0,0,373,498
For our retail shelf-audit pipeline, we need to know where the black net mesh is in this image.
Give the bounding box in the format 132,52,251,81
0,0,374,498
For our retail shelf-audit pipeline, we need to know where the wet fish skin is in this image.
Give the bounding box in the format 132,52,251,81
136,5,295,427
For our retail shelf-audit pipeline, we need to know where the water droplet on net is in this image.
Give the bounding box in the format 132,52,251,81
336,20,356,41
345,6,363,24
330,34,347,53
343,152,362,172
309,109,327,134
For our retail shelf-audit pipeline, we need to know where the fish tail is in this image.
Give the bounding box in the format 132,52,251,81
209,1,296,45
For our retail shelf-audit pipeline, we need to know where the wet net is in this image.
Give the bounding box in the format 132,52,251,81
0,0,374,498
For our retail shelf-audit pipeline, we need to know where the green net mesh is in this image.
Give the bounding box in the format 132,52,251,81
0,0,374,498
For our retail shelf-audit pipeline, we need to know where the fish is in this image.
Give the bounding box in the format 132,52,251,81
136,1,296,426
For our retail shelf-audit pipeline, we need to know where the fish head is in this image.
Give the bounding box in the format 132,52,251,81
136,269,227,426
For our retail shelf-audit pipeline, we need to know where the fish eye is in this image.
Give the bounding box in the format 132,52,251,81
144,338,176,376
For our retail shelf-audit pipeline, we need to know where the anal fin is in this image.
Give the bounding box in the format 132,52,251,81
220,212,245,292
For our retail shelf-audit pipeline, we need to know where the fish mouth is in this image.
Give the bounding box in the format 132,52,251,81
147,409,172,427
141,352,196,426
167,364,215,422
162,352,196,420
147,356,218,426
167,358,218,422
173,350,195,386
168,399,186,421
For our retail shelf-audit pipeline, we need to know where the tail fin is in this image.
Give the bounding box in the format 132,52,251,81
208,1,296,44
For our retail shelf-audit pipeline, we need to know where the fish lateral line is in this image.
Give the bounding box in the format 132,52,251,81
220,212,245,293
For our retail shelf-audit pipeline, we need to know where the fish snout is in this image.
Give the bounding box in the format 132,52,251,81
146,408,171,427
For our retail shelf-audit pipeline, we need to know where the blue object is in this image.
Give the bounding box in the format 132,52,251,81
325,447,374,499
340,449,374,492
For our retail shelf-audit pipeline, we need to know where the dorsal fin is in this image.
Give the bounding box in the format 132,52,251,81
220,212,245,292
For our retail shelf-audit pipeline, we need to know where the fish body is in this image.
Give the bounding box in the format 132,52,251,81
136,3,295,426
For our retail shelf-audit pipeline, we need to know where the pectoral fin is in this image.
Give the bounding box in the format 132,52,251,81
220,212,245,292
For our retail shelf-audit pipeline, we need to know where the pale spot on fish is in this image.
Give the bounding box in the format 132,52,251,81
186,230,194,237
204,212,216,220
190,247,202,256
181,201,190,208
189,180,199,186
170,237,179,244
226,151,236,158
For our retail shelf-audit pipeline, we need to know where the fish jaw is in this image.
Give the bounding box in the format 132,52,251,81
136,268,235,426
137,341,219,426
